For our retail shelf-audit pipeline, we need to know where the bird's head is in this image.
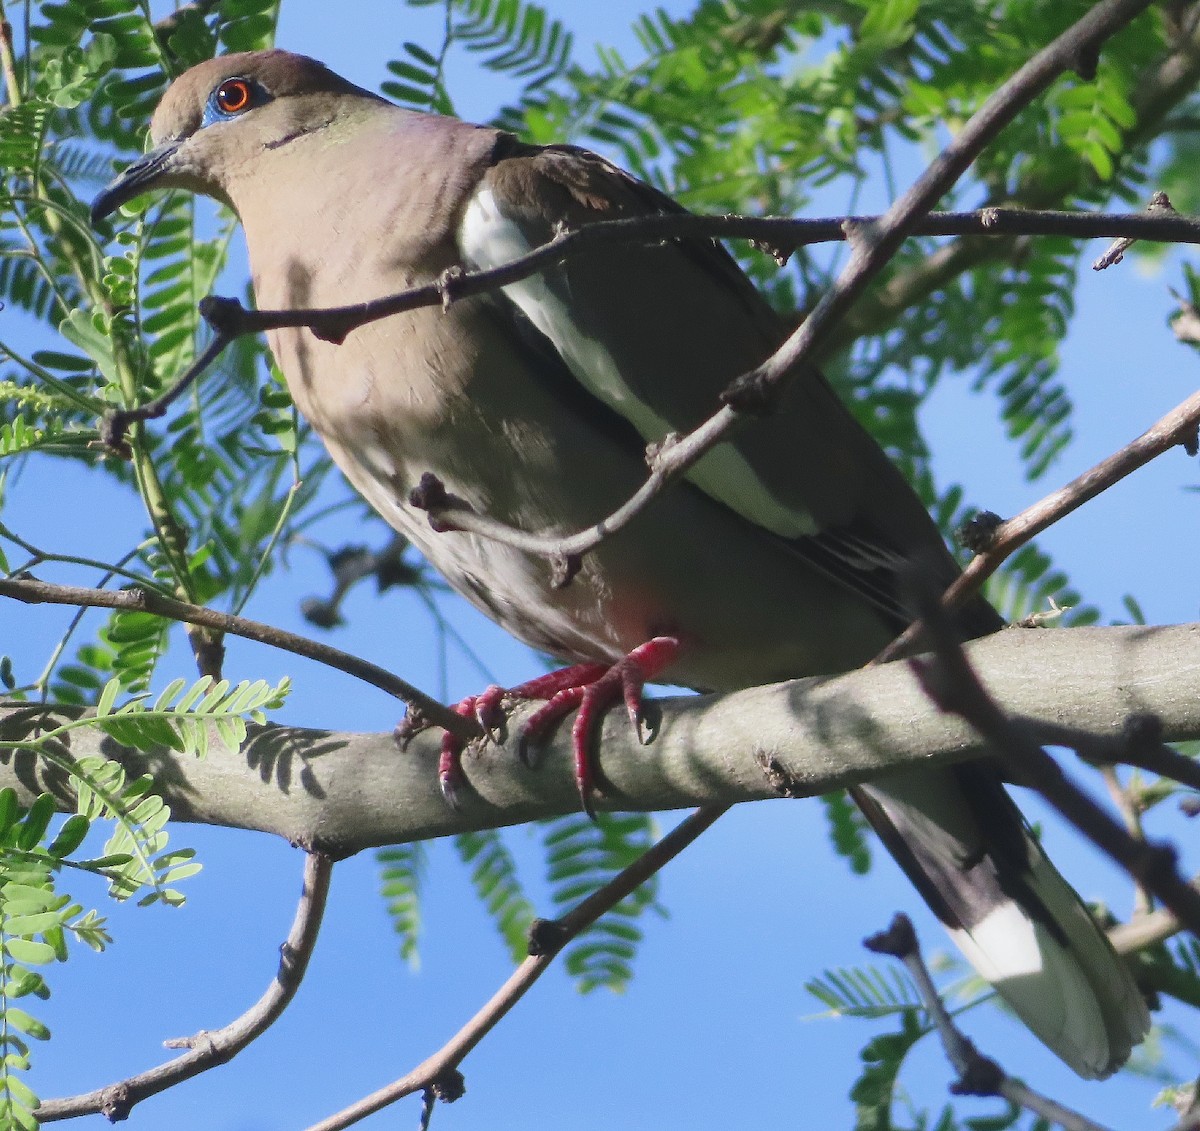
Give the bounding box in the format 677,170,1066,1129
91,49,381,223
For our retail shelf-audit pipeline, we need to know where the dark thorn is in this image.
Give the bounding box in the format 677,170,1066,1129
720,369,778,415
409,471,449,511
429,1068,466,1104
1183,425,1200,459
1072,41,1100,82
1133,840,1180,888
863,912,917,959
528,917,567,956
948,1049,1005,1097
408,472,466,532
299,596,343,629
955,509,1004,554
98,410,133,460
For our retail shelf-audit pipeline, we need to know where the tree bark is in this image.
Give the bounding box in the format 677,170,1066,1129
2,622,1197,856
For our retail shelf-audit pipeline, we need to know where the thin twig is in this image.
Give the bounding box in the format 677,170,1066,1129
152,207,1200,347
880,387,1200,663
0,574,478,741
0,0,21,109
866,914,1118,1131
305,804,726,1131
36,851,334,1122
103,195,1188,530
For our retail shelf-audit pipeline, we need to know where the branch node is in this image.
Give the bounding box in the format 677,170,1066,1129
720,369,779,415
755,751,806,798
955,509,1003,554
120,585,149,611
863,912,917,959
97,409,134,460
408,472,467,533
980,207,1001,228
550,552,582,589
841,216,883,254
99,1083,133,1121
198,294,249,336
527,916,568,957
436,264,467,310
645,431,682,470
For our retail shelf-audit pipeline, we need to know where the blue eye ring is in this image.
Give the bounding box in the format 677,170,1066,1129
202,77,265,127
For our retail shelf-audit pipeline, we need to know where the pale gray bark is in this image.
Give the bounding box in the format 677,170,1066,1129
2,622,1197,857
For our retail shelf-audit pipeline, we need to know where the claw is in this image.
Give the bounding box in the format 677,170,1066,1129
473,684,506,741
430,637,681,816
437,693,488,809
438,730,467,810
518,636,681,817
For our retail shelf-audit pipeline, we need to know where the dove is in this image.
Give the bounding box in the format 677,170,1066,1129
92,49,1149,1077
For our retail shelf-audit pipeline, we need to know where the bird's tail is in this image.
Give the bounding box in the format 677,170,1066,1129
854,763,1150,1079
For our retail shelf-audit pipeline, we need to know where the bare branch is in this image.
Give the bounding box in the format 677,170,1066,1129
36,851,333,1122
0,574,477,742
305,806,725,1130
881,386,1200,663
866,914,1118,1131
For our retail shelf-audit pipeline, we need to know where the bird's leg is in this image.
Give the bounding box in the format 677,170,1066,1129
436,666,607,808
438,637,681,816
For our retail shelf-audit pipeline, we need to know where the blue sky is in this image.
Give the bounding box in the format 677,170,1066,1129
6,3,1200,1128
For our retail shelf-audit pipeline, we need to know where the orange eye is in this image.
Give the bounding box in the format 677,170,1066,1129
215,79,252,115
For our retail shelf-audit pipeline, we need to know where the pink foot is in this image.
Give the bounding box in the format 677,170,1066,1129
437,684,512,808
437,638,681,816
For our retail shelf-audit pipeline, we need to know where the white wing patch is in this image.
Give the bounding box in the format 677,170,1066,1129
458,187,817,538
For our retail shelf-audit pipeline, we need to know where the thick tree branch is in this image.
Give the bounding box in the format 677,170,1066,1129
2,623,1198,854
909,601,1200,937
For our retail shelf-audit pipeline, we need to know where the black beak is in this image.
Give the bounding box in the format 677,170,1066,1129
90,139,183,225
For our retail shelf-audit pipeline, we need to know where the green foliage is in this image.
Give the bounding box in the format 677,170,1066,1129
455,828,535,960
543,812,662,993
377,843,427,969
807,962,923,1020
3,0,1200,1117
822,791,872,875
